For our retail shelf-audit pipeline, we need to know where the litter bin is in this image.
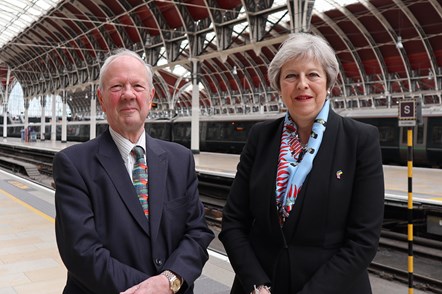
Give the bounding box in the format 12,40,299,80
20,129,25,142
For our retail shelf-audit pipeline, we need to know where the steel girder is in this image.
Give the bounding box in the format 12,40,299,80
0,0,440,118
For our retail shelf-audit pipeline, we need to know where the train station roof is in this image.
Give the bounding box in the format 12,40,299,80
0,0,441,119
0,0,60,48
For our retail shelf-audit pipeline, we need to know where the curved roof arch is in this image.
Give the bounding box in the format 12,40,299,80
0,0,60,48
0,0,441,118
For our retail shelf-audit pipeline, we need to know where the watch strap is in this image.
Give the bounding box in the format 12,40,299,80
161,270,182,293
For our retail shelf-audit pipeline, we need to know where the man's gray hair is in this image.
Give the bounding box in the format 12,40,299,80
98,49,153,91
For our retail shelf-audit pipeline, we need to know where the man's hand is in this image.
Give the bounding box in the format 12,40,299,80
120,274,172,294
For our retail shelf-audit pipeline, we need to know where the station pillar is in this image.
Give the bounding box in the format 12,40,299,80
190,58,200,154
40,96,46,141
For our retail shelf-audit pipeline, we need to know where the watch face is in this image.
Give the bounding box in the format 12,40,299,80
171,277,181,291
162,270,181,293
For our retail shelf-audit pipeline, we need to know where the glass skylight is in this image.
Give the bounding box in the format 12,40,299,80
0,0,61,48
0,0,359,50
314,0,359,13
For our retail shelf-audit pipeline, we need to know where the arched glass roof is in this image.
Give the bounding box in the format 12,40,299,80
0,0,61,48
0,0,440,116
0,0,358,50
314,0,359,12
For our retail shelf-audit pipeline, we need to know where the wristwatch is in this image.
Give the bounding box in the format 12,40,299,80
161,270,182,293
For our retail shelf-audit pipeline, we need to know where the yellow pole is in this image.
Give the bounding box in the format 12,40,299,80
407,127,414,294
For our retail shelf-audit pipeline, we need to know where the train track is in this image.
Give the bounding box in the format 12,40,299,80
2,145,441,292
372,230,442,293
369,261,442,293
196,170,442,293
0,144,54,177
197,172,232,227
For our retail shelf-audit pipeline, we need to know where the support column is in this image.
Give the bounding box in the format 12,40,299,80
2,101,7,139
190,58,200,154
40,96,46,141
61,92,68,143
3,66,11,139
24,98,29,142
90,85,97,140
289,0,313,32
51,94,57,141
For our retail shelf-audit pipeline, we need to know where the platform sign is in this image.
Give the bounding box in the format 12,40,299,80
398,100,416,127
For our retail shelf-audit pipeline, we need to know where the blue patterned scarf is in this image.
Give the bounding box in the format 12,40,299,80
275,99,329,224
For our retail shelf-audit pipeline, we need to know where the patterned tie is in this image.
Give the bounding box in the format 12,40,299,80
131,146,149,219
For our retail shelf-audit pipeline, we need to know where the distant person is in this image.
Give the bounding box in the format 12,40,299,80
219,32,385,294
53,49,214,294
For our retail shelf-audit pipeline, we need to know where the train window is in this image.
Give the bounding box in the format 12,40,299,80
378,126,396,145
401,126,424,145
431,126,442,147
147,123,171,140
207,123,221,140
228,122,250,142
205,121,253,143
401,128,407,144
173,123,188,139
417,125,424,144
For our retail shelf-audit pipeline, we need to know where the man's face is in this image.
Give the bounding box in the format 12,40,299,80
98,55,155,141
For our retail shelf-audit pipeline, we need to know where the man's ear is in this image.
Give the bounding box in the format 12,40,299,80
97,89,106,112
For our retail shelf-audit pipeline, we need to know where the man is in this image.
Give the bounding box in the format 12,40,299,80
53,49,214,294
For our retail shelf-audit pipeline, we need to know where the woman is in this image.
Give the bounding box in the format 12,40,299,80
219,33,384,294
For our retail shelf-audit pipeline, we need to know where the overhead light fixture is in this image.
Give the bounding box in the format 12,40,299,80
232,66,237,75
396,36,404,49
145,36,151,46
428,69,434,80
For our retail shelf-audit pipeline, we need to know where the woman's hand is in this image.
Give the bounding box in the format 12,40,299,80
251,285,271,294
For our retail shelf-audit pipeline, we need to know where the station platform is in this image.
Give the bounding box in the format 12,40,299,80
0,168,434,294
0,137,440,293
2,137,442,206
195,152,442,209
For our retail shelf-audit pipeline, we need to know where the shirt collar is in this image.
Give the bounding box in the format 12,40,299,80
109,127,146,161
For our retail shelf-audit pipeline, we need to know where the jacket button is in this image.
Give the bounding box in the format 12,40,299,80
155,258,163,266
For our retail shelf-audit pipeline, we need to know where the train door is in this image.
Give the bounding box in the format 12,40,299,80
399,118,427,166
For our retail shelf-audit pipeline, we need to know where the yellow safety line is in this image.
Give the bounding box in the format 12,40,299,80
0,188,55,223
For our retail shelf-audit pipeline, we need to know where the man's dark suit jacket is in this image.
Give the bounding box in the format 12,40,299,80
53,129,214,294
220,108,385,294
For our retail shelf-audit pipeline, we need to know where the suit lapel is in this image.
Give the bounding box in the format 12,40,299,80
96,130,151,236
254,119,287,235
145,134,167,242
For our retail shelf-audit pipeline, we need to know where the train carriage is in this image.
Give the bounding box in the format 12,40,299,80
3,107,442,167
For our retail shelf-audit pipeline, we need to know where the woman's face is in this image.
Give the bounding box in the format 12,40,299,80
279,57,328,124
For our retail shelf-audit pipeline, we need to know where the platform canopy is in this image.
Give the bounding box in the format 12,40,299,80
0,0,61,47
0,0,61,99
0,0,441,119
